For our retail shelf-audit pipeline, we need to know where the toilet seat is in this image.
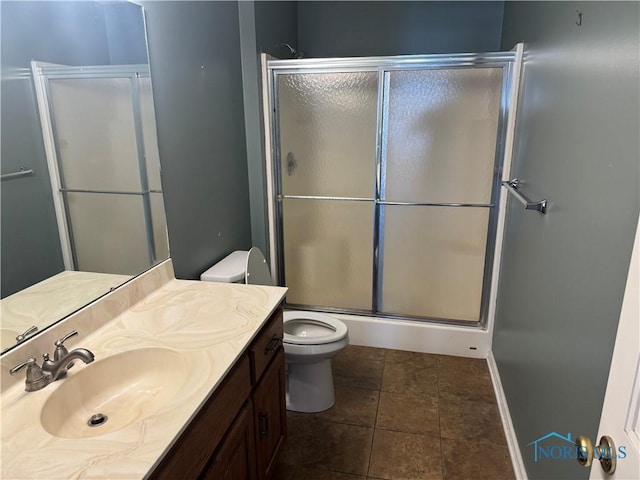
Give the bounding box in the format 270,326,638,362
283,311,348,345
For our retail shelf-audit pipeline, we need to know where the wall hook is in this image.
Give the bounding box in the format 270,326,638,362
576,10,583,26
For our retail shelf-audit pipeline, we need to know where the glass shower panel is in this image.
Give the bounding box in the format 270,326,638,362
48,78,141,192
278,72,378,198
380,205,490,322
282,199,374,310
66,192,150,276
383,68,503,204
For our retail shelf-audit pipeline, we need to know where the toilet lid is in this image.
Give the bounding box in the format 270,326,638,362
283,311,348,345
245,247,275,286
200,251,248,283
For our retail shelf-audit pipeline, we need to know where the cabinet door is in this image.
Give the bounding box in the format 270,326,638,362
202,402,258,480
150,357,251,480
253,349,287,480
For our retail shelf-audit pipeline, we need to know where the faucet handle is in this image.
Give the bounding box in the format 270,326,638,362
10,357,37,376
15,325,38,343
10,358,49,392
54,330,78,348
53,331,78,373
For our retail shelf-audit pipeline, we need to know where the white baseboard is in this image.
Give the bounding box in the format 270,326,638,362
335,313,491,358
487,351,528,479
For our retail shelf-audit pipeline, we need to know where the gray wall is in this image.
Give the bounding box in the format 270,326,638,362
1,74,64,298
297,1,505,57
240,1,299,260
143,1,252,280
255,1,298,58
495,3,639,479
103,2,148,65
0,1,146,297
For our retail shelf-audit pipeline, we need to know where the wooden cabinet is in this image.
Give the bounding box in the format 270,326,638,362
150,357,251,480
253,349,286,479
149,307,286,480
250,309,283,383
201,402,257,480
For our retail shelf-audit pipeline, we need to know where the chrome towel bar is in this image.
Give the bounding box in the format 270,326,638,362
501,178,547,214
1,168,33,181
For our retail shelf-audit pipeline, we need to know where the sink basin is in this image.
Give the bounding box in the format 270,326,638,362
40,347,188,439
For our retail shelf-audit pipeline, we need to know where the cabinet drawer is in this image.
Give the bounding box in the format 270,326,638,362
250,309,283,383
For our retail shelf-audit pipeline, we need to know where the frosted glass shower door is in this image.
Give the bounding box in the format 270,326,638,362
277,71,378,310
379,68,503,322
48,77,153,274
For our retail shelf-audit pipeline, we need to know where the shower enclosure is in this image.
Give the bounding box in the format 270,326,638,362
266,52,518,326
31,62,168,275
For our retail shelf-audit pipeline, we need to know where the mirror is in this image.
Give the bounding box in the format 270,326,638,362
0,1,169,354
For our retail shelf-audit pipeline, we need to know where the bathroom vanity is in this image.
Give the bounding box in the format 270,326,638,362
150,309,286,480
0,260,288,479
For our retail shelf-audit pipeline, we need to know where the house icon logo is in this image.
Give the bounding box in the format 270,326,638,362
528,432,577,462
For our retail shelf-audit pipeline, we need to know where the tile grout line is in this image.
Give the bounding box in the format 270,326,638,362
366,348,386,478
373,425,442,435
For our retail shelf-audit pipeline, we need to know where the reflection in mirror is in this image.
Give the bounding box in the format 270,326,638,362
0,1,169,353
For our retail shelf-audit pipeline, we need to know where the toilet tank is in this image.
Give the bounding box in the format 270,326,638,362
200,251,248,283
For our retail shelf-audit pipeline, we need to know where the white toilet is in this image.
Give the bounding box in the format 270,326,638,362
200,248,349,413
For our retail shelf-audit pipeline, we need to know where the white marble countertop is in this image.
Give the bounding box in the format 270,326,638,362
0,262,287,479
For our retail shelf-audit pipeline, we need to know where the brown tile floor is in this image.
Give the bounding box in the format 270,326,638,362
273,345,515,480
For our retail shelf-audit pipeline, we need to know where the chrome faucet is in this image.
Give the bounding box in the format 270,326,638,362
9,330,95,392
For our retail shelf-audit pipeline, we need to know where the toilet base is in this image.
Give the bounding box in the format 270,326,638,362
286,359,335,413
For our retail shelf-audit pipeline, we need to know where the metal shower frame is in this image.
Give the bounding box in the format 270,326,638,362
266,51,518,328
31,63,159,271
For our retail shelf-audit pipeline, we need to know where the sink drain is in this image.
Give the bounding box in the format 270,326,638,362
87,413,108,427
